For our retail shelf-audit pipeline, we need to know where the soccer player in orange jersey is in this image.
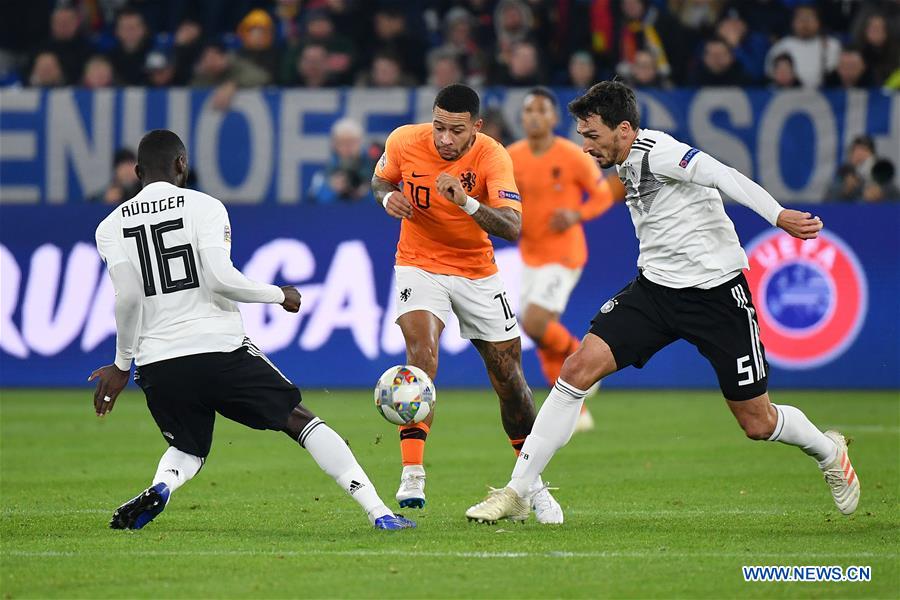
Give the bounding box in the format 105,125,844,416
372,84,563,523
508,87,622,431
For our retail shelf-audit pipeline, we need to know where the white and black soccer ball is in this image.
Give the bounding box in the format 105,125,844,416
374,365,436,426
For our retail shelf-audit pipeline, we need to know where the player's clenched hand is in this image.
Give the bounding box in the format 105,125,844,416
383,191,413,220
436,173,466,206
550,208,581,232
88,365,130,417
281,286,302,313
776,209,823,240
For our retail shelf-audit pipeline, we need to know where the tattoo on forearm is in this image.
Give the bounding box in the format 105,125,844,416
471,206,521,241
372,176,400,203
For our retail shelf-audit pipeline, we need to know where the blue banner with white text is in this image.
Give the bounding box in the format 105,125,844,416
1,88,897,204
1,204,897,389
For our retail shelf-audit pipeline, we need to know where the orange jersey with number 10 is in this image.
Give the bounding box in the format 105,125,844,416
508,137,616,269
375,123,522,279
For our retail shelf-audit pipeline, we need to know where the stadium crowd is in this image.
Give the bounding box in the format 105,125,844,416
1,0,898,203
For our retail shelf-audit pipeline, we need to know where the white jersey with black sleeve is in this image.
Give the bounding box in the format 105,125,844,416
616,129,785,289
95,181,285,368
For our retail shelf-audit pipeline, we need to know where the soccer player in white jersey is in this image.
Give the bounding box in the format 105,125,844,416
91,130,414,530
466,81,859,523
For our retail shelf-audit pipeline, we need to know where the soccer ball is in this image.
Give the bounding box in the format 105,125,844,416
374,365,436,425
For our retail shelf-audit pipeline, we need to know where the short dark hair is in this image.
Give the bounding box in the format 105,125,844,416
433,83,480,118
851,134,875,153
137,129,186,175
525,86,558,108
568,80,640,130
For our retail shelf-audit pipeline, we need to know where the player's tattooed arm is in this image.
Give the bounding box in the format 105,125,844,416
469,205,521,241
372,175,412,219
435,173,521,241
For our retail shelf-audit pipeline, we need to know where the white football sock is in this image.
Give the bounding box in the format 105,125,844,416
508,379,587,496
299,418,392,523
768,404,838,466
152,447,204,494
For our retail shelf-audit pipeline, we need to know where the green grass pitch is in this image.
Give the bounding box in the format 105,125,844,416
1,389,897,598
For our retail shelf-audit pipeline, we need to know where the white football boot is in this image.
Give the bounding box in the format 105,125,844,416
530,482,563,524
465,487,530,524
396,465,426,509
820,430,860,515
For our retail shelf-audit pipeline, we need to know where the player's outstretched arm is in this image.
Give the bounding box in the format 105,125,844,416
686,154,824,240
372,175,412,220
89,261,142,416
435,173,521,241
199,247,289,307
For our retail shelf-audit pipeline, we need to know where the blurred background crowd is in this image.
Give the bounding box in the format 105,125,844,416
1,0,898,204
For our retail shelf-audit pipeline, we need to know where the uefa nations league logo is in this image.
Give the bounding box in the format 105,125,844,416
745,230,867,370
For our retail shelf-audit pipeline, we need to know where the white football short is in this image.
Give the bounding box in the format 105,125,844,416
394,266,520,342
519,264,583,314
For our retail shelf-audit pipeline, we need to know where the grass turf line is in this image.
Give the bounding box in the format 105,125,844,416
1,389,897,598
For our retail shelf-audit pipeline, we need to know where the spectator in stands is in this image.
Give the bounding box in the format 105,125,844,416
765,5,840,88
435,7,488,85
236,9,279,83
110,7,152,86
43,5,92,85
626,49,669,89
82,55,115,89
826,164,864,203
480,106,513,146
715,7,769,83
171,20,204,86
495,40,543,86
288,43,335,88
490,0,537,83
566,51,595,89
864,159,900,202
361,52,415,88
690,36,750,86
145,51,176,88
307,118,374,204
281,9,355,86
367,7,428,84
612,0,685,85
846,135,877,184
427,49,464,88
28,51,65,87
93,148,140,205
824,47,873,89
852,11,900,86
669,0,725,35
191,42,270,110
768,53,801,88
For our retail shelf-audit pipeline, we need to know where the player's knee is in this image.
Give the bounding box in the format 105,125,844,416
559,347,609,390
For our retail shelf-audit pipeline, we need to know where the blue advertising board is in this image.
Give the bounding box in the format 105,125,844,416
1,88,897,204
1,203,897,389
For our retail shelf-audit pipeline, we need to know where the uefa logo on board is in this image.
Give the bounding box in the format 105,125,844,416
744,230,867,370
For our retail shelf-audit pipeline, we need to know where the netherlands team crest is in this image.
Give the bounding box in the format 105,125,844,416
744,230,867,370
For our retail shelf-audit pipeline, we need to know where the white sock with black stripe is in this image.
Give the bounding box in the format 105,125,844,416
767,404,838,466
508,379,588,497
298,418,392,524
152,447,204,494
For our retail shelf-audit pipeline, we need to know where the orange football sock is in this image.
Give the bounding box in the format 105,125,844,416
509,437,527,457
540,321,580,356
536,347,565,386
399,422,430,466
